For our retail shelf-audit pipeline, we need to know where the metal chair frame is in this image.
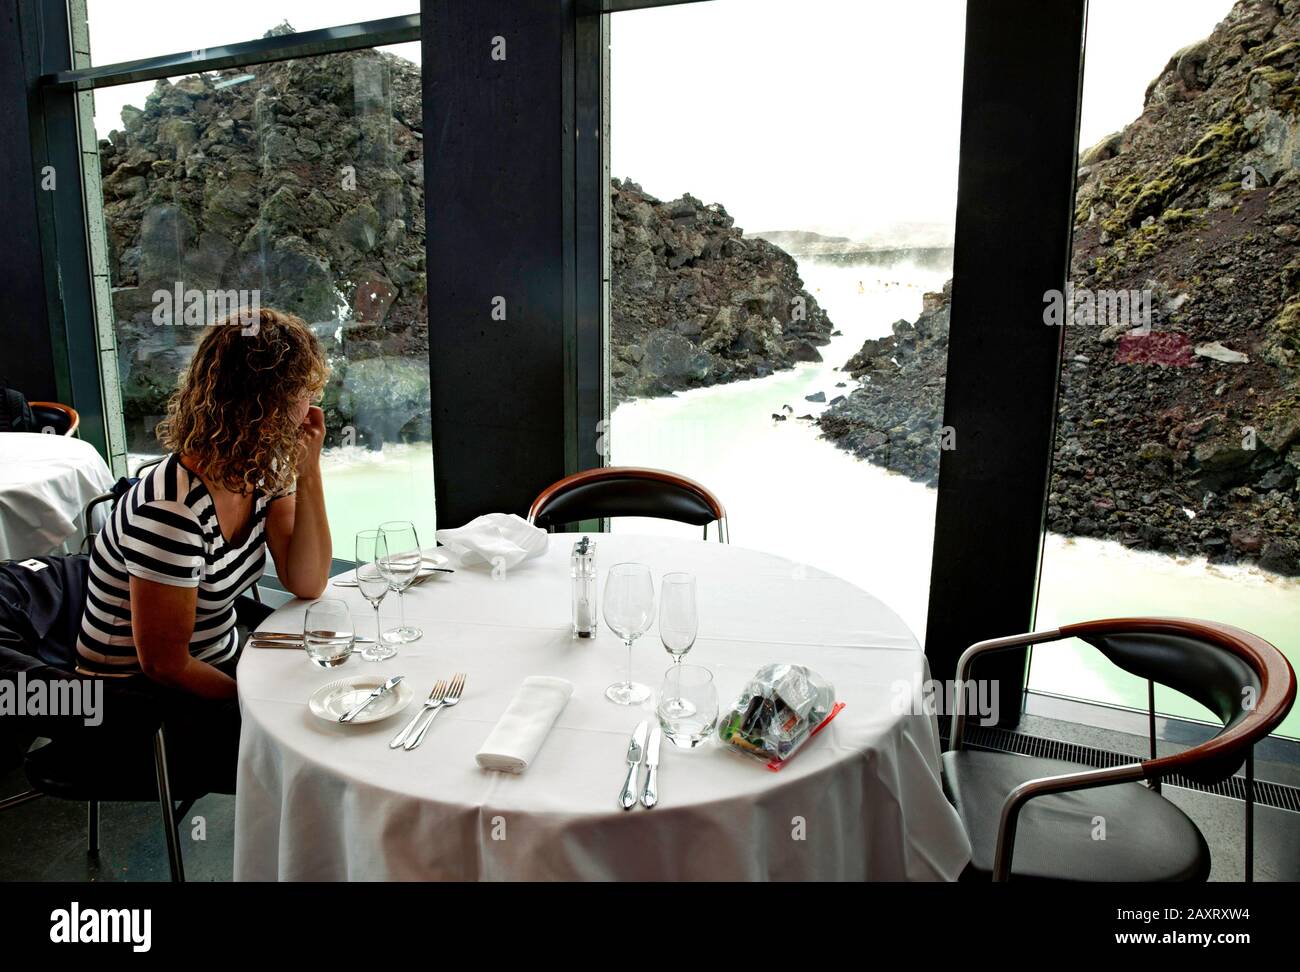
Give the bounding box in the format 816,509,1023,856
948,619,1296,881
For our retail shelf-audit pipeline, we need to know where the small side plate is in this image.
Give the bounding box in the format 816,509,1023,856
309,675,413,724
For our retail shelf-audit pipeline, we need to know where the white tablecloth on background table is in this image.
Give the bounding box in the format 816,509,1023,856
234,535,972,881
0,433,115,561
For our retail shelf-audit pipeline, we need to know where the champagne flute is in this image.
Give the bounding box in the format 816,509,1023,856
659,572,698,717
355,530,395,661
601,562,655,705
378,520,423,644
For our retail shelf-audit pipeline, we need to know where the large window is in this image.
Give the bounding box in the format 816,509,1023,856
1033,0,1300,737
606,0,964,639
81,18,433,551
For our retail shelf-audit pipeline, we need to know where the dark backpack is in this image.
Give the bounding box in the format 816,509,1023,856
0,377,35,433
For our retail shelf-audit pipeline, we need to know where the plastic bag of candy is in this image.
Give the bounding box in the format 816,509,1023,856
717,663,844,770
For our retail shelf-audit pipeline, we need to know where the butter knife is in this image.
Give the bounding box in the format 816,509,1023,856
618,720,649,810
640,725,661,808
338,675,403,723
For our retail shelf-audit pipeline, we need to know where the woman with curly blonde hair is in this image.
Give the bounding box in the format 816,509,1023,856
77,308,333,701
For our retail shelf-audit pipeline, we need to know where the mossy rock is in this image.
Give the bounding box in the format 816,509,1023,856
1162,207,1205,227
1273,299,1300,352
1260,41,1300,66
1282,258,1300,294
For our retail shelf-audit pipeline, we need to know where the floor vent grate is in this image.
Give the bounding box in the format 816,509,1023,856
942,725,1300,813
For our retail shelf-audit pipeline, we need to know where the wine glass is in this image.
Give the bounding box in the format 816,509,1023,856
601,562,655,705
658,572,698,717
355,530,395,661
378,521,423,644
303,598,355,668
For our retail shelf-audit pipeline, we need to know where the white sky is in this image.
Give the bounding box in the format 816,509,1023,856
87,0,1236,241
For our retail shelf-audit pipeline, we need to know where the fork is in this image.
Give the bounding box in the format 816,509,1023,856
404,672,465,751
389,680,446,749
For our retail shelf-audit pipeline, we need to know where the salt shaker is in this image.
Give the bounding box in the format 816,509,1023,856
571,536,597,638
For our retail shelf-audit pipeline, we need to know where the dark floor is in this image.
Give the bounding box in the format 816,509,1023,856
1,718,1296,881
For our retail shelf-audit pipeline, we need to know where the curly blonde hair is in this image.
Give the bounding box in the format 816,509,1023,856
157,308,329,495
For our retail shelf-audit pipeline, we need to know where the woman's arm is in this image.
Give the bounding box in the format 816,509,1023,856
266,405,332,599
130,575,237,700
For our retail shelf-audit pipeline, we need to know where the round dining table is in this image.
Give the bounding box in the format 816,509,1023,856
233,534,972,881
0,432,115,561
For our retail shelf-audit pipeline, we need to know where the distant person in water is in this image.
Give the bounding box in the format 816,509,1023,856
77,308,333,701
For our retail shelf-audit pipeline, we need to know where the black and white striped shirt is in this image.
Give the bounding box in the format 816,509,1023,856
77,454,271,675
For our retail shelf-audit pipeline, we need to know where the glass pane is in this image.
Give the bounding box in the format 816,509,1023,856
607,0,964,639
88,43,433,554
85,2,419,66
1034,0,1300,737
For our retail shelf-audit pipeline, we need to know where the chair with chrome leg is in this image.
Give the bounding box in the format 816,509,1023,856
28,402,80,437
942,618,1296,882
528,466,729,542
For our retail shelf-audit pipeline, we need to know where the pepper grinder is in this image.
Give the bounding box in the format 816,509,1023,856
571,536,597,638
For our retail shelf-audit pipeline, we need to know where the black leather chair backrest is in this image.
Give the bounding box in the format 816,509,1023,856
532,475,718,529
29,404,72,436
1079,630,1264,783
1080,632,1259,730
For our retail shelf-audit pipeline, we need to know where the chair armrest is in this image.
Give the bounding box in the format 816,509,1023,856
950,628,1062,748
991,761,1146,881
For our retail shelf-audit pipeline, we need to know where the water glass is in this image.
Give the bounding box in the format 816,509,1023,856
602,562,655,705
378,520,424,644
656,665,718,748
303,598,354,669
355,530,396,662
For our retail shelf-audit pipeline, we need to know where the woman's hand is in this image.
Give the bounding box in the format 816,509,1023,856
297,405,326,478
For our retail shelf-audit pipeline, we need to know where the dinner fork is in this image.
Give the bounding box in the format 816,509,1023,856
389,680,446,749
404,672,465,751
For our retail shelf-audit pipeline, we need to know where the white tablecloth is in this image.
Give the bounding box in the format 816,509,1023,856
234,535,971,881
0,433,115,561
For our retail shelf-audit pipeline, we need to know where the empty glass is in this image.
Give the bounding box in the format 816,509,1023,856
657,665,718,748
303,598,355,668
378,521,424,644
601,562,655,705
355,530,395,662
658,572,698,717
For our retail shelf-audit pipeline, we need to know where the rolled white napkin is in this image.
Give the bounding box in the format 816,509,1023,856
435,512,548,570
475,676,574,773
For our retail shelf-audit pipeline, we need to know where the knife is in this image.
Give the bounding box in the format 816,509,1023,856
640,725,662,808
338,675,404,723
250,636,374,648
332,570,450,588
618,720,649,810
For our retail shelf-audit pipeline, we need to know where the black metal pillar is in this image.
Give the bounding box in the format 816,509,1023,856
924,0,1087,728
423,0,606,529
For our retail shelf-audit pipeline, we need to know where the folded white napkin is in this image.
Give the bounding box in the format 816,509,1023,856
435,512,548,570
475,676,574,773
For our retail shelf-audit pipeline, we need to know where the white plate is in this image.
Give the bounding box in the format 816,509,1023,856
309,675,414,725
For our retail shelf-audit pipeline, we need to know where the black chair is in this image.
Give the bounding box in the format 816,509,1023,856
527,466,729,541
28,401,80,436
1,459,270,880
943,617,1296,882
0,554,196,879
